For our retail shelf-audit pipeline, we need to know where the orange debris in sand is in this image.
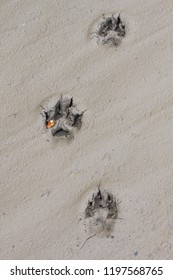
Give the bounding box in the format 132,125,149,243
47,120,56,129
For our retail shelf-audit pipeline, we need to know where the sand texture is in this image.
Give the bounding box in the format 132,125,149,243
0,0,173,259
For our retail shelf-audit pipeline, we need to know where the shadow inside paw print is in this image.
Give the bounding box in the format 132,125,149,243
41,95,84,137
85,188,118,236
92,14,126,46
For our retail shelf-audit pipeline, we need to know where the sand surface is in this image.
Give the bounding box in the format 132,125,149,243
1,0,173,259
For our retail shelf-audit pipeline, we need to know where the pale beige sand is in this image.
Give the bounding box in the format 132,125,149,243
0,0,173,259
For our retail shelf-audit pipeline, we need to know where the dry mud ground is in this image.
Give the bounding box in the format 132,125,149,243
0,0,173,259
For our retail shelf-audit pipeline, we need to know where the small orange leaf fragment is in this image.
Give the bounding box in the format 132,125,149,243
47,120,56,129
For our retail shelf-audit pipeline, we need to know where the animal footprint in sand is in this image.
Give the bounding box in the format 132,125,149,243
41,95,84,138
84,188,118,236
92,14,126,46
